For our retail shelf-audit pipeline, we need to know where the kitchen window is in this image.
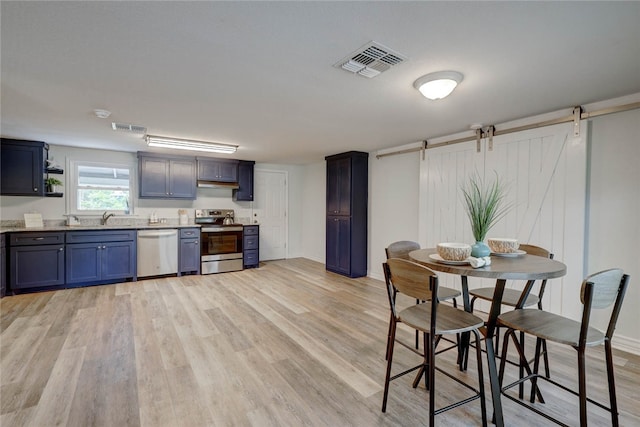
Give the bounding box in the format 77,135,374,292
68,161,133,214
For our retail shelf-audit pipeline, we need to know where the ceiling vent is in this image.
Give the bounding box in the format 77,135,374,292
111,122,147,134
334,41,407,78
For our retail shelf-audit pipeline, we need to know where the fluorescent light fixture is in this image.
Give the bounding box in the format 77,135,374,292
413,71,464,100
145,135,238,154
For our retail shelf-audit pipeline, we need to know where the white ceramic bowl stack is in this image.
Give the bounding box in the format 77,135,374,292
487,238,519,253
437,243,472,261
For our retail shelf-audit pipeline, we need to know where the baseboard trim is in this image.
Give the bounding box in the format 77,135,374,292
613,334,640,356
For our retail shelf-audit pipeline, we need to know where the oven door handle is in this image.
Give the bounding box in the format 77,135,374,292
201,227,243,232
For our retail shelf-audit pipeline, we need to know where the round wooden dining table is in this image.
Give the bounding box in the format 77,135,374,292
409,248,567,427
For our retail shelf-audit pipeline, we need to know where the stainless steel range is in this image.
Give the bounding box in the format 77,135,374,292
195,209,243,274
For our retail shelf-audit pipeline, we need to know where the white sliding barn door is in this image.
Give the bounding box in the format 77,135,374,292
419,122,587,319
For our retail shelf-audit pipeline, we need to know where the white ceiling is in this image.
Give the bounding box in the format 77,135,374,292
2,1,640,165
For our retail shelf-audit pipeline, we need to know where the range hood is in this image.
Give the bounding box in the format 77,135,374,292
197,180,239,190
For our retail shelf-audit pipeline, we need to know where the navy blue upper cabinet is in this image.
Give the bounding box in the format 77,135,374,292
1,138,47,196
197,158,239,182
325,151,368,278
138,152,196,199
326,156,352,215
234,160,255,201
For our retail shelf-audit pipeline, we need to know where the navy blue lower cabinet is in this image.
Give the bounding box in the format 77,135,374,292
66,241,135,284
8,231,66,291
10,244,65,290
102,241,136,281
243,225,259,268
66,243,101,283
66,230,137,285
178,227,200,275
326,216,352,276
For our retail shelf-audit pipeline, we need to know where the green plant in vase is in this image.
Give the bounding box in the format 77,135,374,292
45,177,63,193
461,172,511,257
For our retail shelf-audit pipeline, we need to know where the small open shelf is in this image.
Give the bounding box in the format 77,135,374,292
45,192,63,198
46,167,64,174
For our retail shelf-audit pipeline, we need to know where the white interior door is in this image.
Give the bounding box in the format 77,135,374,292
254,169,287,261
419,122,587,319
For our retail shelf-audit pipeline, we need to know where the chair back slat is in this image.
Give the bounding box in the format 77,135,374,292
580,268,625,309
518,244,551,259
517,244,553,306
385,241,420,260
386,258,436,301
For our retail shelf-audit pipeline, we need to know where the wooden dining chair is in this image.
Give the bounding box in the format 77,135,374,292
467,244,553,391
497,269,629,426
382,258,487,426
384,241,461,359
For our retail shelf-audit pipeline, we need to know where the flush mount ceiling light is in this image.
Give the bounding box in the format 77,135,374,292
413,71,464,100
145,135,238,154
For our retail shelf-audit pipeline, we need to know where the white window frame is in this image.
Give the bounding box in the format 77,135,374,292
67,159,135,215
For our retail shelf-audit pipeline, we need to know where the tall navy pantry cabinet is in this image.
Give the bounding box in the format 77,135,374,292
325,151,368,278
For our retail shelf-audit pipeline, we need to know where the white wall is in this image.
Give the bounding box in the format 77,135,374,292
368,151,420,280
300,161,326,263
586,108,640,352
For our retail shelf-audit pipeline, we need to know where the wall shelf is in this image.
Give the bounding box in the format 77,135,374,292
45,192,63,198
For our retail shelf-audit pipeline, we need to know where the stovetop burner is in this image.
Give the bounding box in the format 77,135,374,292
194,209,238,226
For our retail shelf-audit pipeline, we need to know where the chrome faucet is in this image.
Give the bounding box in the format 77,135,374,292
101,211,115,225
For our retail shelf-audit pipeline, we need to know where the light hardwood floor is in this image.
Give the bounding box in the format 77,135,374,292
1,258,639,426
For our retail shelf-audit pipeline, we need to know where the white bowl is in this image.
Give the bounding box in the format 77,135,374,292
488,238,519,253
437,243,472,261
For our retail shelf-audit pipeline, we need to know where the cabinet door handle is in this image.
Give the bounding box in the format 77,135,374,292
34,237,45,241
194,240,198,244
34,187,38,191
98,246,102,249
59,248,64,252
102,245,107,249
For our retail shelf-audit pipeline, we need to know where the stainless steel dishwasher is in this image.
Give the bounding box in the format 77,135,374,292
137,229,178,277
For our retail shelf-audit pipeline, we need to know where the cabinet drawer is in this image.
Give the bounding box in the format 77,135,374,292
67,230,136,243
10,232,65,246
244,249,259,266
180,228,200,239
243,225,259,236
244,235,258,250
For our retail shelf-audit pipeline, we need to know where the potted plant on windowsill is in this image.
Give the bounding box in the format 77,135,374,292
45,177,63,193
461,172,511,257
